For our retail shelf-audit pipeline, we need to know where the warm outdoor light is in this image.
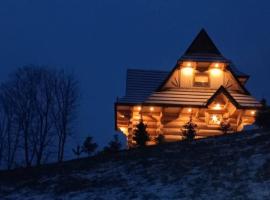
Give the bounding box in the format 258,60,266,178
212,115,218,121
214,63,219,68
188,108,192,113
187,62,192,67
251,110,256,115
211,115,221,125
150,107,154,111
120,114,125,118
137,106,141,111
182,67,193,76
210,68,221,76
213,103,222,110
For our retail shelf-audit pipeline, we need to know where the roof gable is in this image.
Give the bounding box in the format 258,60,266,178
157,29,250,94
184,28,222,56
206,86,239,108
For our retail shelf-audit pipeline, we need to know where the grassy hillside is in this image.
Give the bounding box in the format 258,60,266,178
1,130,270,200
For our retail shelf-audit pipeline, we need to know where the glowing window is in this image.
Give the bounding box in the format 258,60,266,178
194,73,209,87
209,114,222,125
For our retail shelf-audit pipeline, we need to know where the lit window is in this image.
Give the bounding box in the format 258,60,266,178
194,72,209,87
213,103,222,110
209,114,222,125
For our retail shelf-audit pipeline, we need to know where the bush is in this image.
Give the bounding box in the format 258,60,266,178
220,120,231,134
255,99,270,130
72,145,83,159
182,117,197,141
103,134,122,153
155,134,165,145
133,120,150,147
82,136,98,157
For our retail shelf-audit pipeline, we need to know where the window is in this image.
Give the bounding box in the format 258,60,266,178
194,72,209,87
209,114,222,125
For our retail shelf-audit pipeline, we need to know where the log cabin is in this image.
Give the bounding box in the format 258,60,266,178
115,29,261,147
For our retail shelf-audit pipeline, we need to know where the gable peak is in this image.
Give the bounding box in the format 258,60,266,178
184,28,222,56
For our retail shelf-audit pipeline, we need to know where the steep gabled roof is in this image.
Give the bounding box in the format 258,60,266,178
206,86,239,108
206,86,262,108
180,29,228,62
184,28,222,56
116,29,260,108
157,29,250,93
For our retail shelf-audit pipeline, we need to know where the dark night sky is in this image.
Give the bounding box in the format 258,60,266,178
0,0,270,151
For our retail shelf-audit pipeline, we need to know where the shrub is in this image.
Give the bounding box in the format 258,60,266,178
220,120,231,134
182,117,197,141
72,145,83,159
155,134,165,145
133,120,150,147
255,98,270,130
82,136,98,157
103,134,122,153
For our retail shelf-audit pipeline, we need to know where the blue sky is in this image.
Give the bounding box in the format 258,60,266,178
0,0,269,150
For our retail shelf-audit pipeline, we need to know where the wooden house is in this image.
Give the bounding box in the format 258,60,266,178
115,29,261,147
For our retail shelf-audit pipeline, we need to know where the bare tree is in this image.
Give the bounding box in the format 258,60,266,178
0,66,79,169
0,86,20,169
32,69,56,166
52,71,78,162
1,67,41,167
0,102,6,168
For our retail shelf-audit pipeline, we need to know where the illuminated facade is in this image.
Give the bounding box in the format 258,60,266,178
115,29,261,147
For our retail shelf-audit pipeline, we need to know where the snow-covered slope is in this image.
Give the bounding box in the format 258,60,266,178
1,130,270,200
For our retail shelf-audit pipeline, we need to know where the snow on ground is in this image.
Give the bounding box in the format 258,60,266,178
1,130,270,199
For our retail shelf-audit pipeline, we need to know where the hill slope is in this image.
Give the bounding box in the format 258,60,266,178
1,130,270,200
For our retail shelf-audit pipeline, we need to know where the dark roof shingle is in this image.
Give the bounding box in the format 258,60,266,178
118,69,169,104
